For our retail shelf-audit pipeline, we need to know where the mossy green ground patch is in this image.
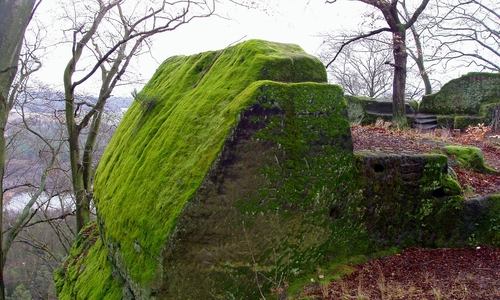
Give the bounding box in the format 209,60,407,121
444,145,499,174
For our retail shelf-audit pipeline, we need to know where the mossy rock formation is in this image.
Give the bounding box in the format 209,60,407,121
56,40,356,299
420,72,500,129
444,145,499,175
55,40,500,300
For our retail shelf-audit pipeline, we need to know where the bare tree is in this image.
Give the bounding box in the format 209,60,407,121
399,0,434,95
325,0,430,128
60,0,216,233
2,91,67,299
428,0,500,72
0,1,40,298
320,35,393,98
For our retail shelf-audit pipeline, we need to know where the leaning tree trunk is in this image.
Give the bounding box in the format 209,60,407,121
391,29,409,128
64,89,89,233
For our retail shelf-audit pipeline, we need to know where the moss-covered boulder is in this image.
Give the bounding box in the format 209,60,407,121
55,40,500,300
463,194,500,245
420,72,500,129
355,153,464,247
56,39,357,299
420,72,500,115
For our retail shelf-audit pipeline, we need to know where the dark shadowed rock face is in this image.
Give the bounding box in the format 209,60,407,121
355,153,463,247
157,82,354,299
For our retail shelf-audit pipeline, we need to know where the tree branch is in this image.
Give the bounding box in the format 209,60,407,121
325,27,391,69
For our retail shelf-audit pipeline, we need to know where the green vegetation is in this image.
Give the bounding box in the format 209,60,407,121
444,145,499,174
420,72,500,129
93,39,330,292
54,222,122,300
420,72,500,115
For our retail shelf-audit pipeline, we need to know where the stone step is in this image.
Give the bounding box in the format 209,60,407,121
413,113,438,129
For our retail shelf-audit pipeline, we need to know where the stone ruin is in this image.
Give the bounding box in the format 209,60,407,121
346,72,500,130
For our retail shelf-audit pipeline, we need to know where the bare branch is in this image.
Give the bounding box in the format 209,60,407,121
325,27,391,69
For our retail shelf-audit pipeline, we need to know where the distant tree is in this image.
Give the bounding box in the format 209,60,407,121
60,0,216,233
428,0,500,72
325,0,430,128
320,36,393,98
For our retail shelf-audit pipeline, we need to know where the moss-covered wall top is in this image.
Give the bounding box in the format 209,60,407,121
420,72,500,115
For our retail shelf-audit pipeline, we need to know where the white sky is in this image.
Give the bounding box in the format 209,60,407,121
32,0,368,97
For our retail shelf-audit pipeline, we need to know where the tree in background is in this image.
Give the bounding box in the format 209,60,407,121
399,0,434,95
320,36,393,98
0,1,39,298
61,0,216,233
429,0,500,72
325,0,430,128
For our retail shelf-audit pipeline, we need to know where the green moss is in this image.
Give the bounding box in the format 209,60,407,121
436,115,455,128
420,72,500,115
55,222,122,300
444,145,499,174
441,174,462,195
93,40,329,287
454,115,483,129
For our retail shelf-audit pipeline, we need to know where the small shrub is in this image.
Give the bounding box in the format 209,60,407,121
375,117,392,130
131,89,157,115
347,100,365,125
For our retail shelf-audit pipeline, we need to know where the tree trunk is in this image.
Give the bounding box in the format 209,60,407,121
0,0,36,298
392,28,409,128
409,25,432,95
64,88,89,233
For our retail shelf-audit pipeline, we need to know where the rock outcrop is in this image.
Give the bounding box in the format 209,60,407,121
55,40,500,300
56,40,356,299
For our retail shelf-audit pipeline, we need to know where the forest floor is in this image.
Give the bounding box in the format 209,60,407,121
300,124,500,299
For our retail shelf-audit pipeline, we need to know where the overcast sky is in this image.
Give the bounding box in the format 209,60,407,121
142,0,368,71
32,0,368,96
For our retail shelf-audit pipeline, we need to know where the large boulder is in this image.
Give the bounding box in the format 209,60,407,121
56,39,355,299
